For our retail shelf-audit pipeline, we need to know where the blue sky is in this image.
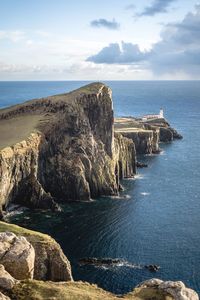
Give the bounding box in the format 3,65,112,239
0,0,199,80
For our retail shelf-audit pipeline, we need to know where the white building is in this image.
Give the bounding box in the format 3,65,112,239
142,109,164,121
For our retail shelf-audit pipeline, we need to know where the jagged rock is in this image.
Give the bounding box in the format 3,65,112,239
136,161,148,168
0,222,73,282
0,264,18,290
79,257,121,266
159,127,174,142
170,128,183,140
0,232,35,280
144,264,160,272
0,292,10,300
137,279,199,300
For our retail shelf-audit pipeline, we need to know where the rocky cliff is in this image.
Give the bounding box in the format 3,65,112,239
0,83,136,213
114,117,182,155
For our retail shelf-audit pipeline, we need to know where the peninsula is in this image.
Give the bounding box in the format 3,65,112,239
0,82,182,216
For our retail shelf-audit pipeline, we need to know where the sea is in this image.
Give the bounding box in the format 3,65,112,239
0,81,200,295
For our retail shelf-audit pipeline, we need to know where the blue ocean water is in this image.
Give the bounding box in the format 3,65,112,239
1,81,200,295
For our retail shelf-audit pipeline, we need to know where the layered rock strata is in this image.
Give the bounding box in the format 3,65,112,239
114,117,182,154
0,83,136,212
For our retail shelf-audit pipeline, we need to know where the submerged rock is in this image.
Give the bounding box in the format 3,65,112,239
145,264,160,272
79,257,122,266
136,161,148,168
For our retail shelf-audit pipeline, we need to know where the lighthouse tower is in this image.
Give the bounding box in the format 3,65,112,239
159,108,164,118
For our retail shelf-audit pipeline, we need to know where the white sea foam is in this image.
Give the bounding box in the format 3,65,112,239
5,205,28,218
110,194,131,200
140,192,150,196
134,174,144,180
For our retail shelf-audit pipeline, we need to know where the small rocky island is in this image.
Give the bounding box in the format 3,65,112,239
0,82,196,300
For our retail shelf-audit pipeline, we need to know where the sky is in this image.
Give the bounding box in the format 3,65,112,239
0,0,199,80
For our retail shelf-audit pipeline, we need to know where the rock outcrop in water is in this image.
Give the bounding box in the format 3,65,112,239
0,83,136,212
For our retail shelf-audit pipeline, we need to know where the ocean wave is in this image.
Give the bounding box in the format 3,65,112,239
4,205,28,218
134,174,145,180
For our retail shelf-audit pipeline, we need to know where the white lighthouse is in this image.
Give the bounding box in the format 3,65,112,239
159,108,164,118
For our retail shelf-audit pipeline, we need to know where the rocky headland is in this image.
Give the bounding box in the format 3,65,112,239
0,82,182,216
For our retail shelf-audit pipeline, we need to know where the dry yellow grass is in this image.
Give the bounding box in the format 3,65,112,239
0,115,43,150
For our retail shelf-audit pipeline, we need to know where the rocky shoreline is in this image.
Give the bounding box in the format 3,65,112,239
1,82,195,300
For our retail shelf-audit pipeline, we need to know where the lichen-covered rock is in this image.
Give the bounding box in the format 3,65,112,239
0,222,73,282
0,232,35,280
0,292,10,300
0,264,17,290
137,279,199,300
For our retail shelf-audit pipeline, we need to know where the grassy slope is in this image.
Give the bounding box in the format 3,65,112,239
9,280,173,300
0,82,105,151
0,115,43,150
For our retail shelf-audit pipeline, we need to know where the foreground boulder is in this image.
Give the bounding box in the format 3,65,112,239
0,232,35,280
0,264,17,291
136,279,199,300
0,292,10,300
0,222,72,282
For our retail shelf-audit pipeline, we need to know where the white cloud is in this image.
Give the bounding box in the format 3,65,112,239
0,30,26,42
86,5,200,78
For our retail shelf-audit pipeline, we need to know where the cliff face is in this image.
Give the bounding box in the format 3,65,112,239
0,83,136,211
117,130,160,154
114,117,182,155
114,118,160,154
0,133,58,211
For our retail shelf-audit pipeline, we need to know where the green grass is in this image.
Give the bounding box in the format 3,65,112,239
0,115,42,150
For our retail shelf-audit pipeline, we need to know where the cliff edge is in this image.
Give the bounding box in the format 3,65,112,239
0,83,136,213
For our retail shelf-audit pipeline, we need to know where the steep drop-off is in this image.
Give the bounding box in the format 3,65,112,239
0,83,136,212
